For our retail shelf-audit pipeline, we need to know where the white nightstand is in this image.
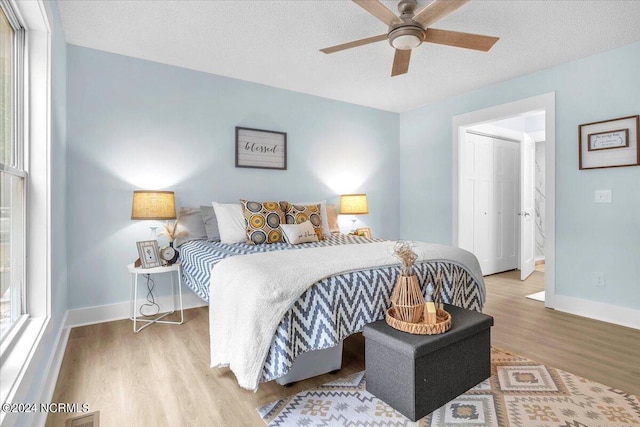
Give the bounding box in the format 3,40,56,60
127,262,184,333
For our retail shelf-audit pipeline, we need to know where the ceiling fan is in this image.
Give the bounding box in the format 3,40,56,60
320,0,499,76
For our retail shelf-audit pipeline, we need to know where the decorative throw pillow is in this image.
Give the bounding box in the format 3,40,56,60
212,202,246,244
240,200,285,244
280,221,319,245
291,200,330,237
326,204,340,234
279,202,324,240
200,205,221,241
173,207,208,247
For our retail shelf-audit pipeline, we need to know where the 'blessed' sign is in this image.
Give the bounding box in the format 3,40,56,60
236,127,287,170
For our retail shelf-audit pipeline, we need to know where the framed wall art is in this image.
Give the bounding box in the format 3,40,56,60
235,127,287,170
578,115,639,170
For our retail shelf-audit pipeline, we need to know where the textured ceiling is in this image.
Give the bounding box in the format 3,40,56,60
57,0,640,113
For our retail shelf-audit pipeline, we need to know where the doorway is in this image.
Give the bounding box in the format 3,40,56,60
452,93,555,309
459,113,544,280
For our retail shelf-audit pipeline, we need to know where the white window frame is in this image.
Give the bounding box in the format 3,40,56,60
0,0,51,415
0,0,27,352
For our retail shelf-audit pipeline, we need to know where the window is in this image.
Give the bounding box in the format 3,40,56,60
0,2,25,343
0,0,49,413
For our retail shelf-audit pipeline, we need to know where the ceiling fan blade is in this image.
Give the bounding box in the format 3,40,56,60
424,28,499,51
413,0,469,27
353,0,401,26
391,49,411,77
320,33,387,54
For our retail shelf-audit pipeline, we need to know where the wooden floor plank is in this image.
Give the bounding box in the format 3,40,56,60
47,270,640,426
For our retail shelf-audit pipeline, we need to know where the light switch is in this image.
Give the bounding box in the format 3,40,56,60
594,189,612,203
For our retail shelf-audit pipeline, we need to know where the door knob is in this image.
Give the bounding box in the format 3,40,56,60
524,212,530,217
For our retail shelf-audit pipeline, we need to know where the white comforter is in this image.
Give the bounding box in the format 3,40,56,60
209,241,483,391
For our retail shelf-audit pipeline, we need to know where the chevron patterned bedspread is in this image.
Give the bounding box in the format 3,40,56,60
179,234,486,383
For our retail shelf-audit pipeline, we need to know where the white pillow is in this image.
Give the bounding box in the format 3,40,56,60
292,199,330,237
211,202,246,244
281,221,320,245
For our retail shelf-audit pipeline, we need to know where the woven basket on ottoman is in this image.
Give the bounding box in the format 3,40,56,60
362,304,494,421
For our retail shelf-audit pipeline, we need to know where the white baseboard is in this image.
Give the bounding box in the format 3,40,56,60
553,295,640,330
65,293,207,328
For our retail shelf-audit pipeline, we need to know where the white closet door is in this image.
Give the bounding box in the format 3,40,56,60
461,132,520,277
458,132,477,254
474,135,494,275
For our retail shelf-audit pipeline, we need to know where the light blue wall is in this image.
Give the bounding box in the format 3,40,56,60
399,41,640,310
66,46,399,309
65,34,640,313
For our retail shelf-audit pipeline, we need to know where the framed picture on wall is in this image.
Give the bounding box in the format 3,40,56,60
578,115,639,169
235,127,287,170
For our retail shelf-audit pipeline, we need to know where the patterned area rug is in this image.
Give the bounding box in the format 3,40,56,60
257,348,640,426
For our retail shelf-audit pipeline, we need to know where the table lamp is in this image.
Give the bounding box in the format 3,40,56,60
339,193,368,231
131,190,176,240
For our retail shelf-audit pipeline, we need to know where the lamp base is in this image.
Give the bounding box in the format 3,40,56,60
149,225,158,241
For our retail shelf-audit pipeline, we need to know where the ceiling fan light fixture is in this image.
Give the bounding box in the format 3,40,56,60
320,0,499,77
388,26,424,50
391,33,422,50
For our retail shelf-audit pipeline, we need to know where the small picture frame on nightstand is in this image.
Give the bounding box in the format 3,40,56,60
356,227,372,238
136,240,161,268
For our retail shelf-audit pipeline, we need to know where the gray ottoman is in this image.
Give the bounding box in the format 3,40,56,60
363,304,493,421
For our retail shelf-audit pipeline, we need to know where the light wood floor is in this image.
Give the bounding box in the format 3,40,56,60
47,270,640,426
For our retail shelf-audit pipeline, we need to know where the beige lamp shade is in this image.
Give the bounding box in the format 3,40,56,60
339,194,369,215
131,190,176,220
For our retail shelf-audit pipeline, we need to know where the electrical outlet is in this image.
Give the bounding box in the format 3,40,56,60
594,272,605,287
594,189,612,203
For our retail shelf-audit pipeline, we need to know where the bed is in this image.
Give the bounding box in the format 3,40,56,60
179,233,486,390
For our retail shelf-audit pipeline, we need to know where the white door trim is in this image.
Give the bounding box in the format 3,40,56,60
452,92,556,308
519,132,536,280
